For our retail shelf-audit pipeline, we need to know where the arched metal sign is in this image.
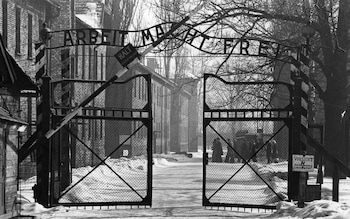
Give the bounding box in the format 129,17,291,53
49,22,295,61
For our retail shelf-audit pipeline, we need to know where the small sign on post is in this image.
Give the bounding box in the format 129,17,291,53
292,154,314,172
114,43,140,67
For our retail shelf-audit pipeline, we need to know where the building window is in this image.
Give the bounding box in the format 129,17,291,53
81,118,86,139
134,77,137,98
38,19,43,37
100,54,104,80
61,49,70,78
88,110,92,139
96,51,100,80
70,57,75,78
158,87,161,106
89,47,93,79
138,77,141,100
28,13,33,59
159,86,163,107
164,89,168,109
75,47,79,77
2,1,8,46
100,117,103,139
94,50,97,80
15,7,21,55
82,46,86,79
154,85,157,105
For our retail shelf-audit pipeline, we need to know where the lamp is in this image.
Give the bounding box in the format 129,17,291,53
39,23,52,43
17,125,27,133
9,124,27,132
301,22,316,47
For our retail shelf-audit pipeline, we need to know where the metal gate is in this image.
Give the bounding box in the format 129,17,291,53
47,74,153,206
202,73,293,209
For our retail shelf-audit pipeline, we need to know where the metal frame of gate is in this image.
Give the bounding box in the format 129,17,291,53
202,73,294,209
41,74,153,207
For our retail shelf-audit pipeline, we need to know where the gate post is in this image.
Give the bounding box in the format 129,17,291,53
35,76,51,207
289,46,310,207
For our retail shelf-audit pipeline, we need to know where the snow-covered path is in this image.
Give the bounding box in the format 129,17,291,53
153,161,203,208
152,158,287,207
18,155,274,218
17,154,350,218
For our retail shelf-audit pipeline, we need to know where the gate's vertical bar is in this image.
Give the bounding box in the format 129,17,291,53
146,74,153,205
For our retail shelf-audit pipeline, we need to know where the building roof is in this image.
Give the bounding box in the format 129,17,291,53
45,0,61,9
75,2,103,29
0,106,27,125
132,63,176,89
132,63,194,97
0,34,37,91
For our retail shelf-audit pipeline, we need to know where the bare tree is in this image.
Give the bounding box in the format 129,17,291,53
152,0,350,173
150,0,197,79
206,0,350,175
104,0,139,78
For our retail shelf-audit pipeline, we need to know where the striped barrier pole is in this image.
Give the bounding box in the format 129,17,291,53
290,45,310,208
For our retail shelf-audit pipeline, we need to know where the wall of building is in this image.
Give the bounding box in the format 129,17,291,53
0,0,44,76
152,77,173,154
4,126,18,213
0,0,45,214
130,64,185,155
178,78,199,152
170,86,191,153
0,89,23,215
0,0,50,184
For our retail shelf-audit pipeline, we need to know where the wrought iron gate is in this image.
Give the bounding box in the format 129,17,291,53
202,73,293,209
47,74,153,206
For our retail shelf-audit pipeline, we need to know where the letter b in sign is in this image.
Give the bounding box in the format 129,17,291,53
114,43,140,67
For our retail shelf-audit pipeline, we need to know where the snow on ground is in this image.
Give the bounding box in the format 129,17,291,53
270,200,350,218
203,161,288,205
17,153,350,218
18,155,177,204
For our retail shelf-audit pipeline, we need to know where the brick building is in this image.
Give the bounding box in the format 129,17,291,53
0,0,55,216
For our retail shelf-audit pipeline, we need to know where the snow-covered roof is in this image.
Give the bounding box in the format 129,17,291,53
75,2,104,29
76,3,101,29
